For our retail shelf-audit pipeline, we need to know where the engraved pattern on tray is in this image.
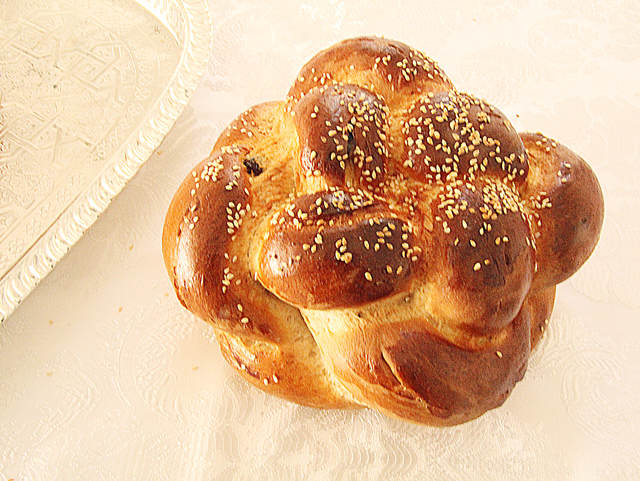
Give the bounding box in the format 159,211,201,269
0,0,212,321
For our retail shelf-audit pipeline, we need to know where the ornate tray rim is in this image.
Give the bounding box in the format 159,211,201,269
0,0,213,322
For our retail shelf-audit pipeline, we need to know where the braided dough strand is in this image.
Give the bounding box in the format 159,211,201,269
163,37,604,425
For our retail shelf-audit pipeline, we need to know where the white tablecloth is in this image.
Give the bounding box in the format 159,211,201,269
2,0,639,479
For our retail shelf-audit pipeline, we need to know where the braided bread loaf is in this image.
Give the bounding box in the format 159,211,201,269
162,37,604,425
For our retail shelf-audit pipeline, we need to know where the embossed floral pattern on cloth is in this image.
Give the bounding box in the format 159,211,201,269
1,0,640,479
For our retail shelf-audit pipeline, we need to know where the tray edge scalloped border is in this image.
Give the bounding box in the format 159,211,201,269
0,0,213,322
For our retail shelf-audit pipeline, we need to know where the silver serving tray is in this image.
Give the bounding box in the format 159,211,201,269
0,0,212,321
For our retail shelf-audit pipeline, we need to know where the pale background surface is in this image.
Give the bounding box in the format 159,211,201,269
1,0,640,479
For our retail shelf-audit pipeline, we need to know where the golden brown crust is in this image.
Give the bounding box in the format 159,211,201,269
423,179,535,335
286,37,453,111
400,91,528,184
519,132,605,290
258,190,417,309
293,84,389,190
524,286,556,349
216,330,356,409
302,306,531,426
162,37,604,425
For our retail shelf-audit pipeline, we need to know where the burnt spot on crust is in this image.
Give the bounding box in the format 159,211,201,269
243,156,264,176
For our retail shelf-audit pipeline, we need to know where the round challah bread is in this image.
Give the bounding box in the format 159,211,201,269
162,37,604,425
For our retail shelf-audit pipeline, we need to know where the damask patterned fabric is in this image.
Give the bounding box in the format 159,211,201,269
0,0,639,479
